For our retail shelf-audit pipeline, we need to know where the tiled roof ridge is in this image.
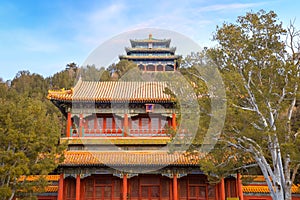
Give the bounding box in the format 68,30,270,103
130,38,171,42
61,150,201,166
48,80,174,102
243,185,300,194
19,175,60,182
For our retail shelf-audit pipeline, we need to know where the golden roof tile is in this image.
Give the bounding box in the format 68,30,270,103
45,185,58,193
19,175,60,182
61,151,200,166
243,185,300,194
48,81,173,102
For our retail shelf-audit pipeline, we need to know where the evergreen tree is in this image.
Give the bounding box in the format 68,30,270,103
0,87,64,200
194,10,300,200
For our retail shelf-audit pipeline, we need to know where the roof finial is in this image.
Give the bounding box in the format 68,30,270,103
149,33,152,39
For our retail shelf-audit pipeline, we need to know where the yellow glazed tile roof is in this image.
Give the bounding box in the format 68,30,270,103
61,151,200,166
242,175,268,182
243,185,300,194
130,38,171,43
48,80,174,102
19,175,60,182
18,175,59,193
125,47,176,53
45,185,58,193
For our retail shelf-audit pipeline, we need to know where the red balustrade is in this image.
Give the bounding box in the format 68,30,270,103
69,128,171,137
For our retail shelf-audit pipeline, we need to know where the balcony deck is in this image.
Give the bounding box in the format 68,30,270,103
70,128,169,137
60,136,171,145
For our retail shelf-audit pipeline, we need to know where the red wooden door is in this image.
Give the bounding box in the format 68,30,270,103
95,185,112,200
188,185,207,200
141,185,160,200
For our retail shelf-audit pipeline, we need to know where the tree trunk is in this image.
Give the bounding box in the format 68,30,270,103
8,191,14,200
284,184,292,200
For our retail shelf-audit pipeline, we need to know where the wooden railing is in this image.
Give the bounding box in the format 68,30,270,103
70,128,169,137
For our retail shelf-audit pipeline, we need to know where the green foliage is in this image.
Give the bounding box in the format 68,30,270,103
11,71,48,99
47,62,78,90
0,90,64,199
79,65,111,81
0,70,66,200
195,9,300,199
108,60,138,80
0,59,142,199
199,143,253,183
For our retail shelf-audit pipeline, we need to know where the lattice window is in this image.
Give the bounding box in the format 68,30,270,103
83,176,118,200
84,179,94,198
88,118,94,129
179,178,187,200
114,117,122,130
161,177,170,198
151,118,159,130
113,179,121,199
129,177,139,199
225,179,237,198
140,117,149,129
208,185,216,200
157,65,164,71
131,118,139,130
106,117,113,129
65,178,76,200
97,118,104,129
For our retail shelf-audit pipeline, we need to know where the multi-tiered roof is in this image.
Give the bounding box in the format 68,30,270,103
119,34,181,71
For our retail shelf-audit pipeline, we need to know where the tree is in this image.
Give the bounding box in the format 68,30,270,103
79,65,110,81
0,83,64,200
107,60,138,80
202,10,300,200
48,63,79,90
11,71,48,99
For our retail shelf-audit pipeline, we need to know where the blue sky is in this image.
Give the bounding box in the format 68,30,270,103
0,0,299,81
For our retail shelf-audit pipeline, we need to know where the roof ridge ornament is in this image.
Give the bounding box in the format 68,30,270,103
149,33,152,39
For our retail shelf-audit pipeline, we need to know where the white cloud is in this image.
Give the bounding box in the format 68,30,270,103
87,3,126,24
196,2,267,12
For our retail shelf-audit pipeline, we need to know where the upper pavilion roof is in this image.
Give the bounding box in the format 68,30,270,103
125,47,176,53
119,55,180,60
130,34,171,48
47,79,174,103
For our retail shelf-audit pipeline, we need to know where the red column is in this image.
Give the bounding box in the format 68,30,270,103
148,117,151,133
124,113,128,137
76,174,80,200
173,174,178,200
94,114,98,129
66,112,71,137
123,174,128,200
103,117,107,130
237,173,243,200
79,113,83,137
58,173,64,200
139,118,142,130
169,178,173,200
220,178,225,200
172,113,176,131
